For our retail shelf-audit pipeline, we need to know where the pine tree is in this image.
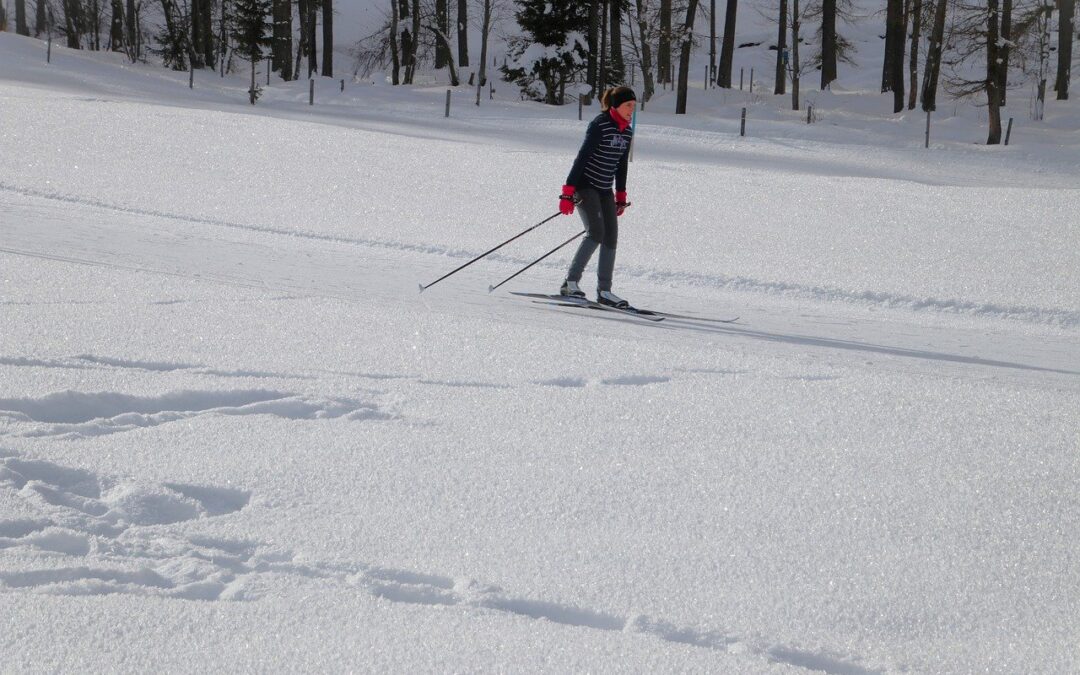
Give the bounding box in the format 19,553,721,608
231,0,272,103
502,0,589,104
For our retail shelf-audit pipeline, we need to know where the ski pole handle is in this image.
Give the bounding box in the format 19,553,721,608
419,212,562,293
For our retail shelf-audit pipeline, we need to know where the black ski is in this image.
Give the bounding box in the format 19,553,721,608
510,292,665,322
510,292,738,324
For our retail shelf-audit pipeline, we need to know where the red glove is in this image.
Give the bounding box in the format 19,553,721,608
559,185,576,215
615,191,631,217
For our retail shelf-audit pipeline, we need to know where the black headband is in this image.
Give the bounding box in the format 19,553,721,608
608,88,637,109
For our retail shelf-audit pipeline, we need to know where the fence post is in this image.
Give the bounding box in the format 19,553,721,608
1004,117,1014,145
190,61,195,89
341,79,345,92
925,110,932,149
740,108,747,137
445,89,452,117
309,79,315,105
579,96,583,121
476,82,481,106
740,68,744,90
749,68,754,93
807,105,812,124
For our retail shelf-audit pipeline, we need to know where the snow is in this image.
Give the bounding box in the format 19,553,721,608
2,30,1080,674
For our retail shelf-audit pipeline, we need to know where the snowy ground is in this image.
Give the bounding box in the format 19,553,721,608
2,33,1079,673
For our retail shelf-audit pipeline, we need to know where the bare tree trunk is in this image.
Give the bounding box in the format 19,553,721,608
884,0,905,111
109,0,124,49
599,0,608,93
659,0,671,84
791,0,801,110
821,0,836,89
633,0,655,101
125,0,136,54
709,0,716,81
63,0,81,48
36,0,48,36
987,0,1002,143
998,0,1011,106
457,0,468,67
1056,0,1073,99
273,0,293,80
676,0,700,113
434,0,448,69
717,0,737,87
775,0,787,94
322,0,333,77
390,0,400,84
588,0,599,102
16,0,29,35
428,23,459,85
478,0,492,86
609,0,624,84
907,0,921,109
920,0,946,111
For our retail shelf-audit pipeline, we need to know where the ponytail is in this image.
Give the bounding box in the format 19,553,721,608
600,86,637,112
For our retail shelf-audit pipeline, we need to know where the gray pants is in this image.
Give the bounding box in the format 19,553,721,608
565,188,618,292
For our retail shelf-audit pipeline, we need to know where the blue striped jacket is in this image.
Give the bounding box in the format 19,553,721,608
566,111,633,192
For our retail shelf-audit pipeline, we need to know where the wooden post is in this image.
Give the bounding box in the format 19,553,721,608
749,68,754,92
579,96,583,121
309,79,315,105
341,79,345,92
476,82,481,106
740,68,744,90
925,110,931,149
267,62,270,86
190,61,195,89
807,105,812,124
445,89,452,117
1005,117,1014,145
705,66,708,91
740,107,747,136
47,30,52,64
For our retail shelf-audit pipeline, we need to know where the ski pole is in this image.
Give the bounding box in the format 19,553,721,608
488,230,585,293
419,212,562,293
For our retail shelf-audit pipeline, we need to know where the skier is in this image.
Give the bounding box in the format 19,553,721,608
558,86,636,308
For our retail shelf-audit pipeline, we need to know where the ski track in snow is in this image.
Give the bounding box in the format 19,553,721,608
0,451,882,675
3,182,1077,328
0,388,394,439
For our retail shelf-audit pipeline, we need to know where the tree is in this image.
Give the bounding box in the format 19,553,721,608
426,20,460,84
272,0,293,80
502,0,588,104
156,0,189,69
62,0,83,48
920,0,947,110
231,0,272,103
883,0,906,112
588,0,599,101
717,0,737,86
943,0,1006,143
322,0,332,77
628,0,656,101
907,0,922,109
16,0,30,36
1055,0,1072,99
820,0,836,88
390,0,400,84
434,0,449,68
658,0,671,84
609,0,625,84
109,0,125,49
676,0,700,112
775,0,788,94
791,0,801,109
457,0,468,67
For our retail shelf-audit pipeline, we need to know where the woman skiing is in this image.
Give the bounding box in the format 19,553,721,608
558,86,636,308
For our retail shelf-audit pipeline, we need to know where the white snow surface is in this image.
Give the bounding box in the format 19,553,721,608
2,32,1080,674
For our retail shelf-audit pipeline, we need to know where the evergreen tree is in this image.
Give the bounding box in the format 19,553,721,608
501,0,589,104
231,0,272,103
